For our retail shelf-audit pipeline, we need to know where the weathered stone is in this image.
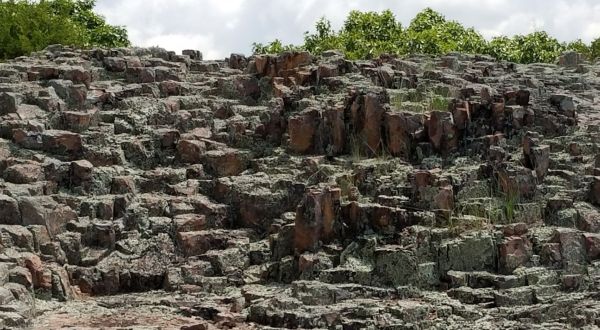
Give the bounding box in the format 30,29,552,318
177,139,206,164
294,188,340,253
3,163,44,184
384,112,423,158
62,109,98,132
125,67,156,83
174,214,207,232
558,51,583,67
428,110,457,154
228,53,247,70
0,195,21,225
438,233,496,274
551,228,586,268
0,92,23,115
498,236,532,274
71,159,94,183
42,130,83,155
522,133,549,179
203,148,249,177
361,92,386,155
583,233,600,261
183,49,203,60
289,109,321,155
0,44,598,329
19,196,77,237
496,166,537,198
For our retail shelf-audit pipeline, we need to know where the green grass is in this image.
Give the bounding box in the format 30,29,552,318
428,94,450,111
502,190,520,224
349,133,364,162
390,88,451,113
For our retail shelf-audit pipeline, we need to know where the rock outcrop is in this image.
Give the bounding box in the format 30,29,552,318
0,45,599,329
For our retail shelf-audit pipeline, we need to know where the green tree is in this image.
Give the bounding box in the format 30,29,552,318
337,10,403,59
0,0,130,60
251,39,298,54
404,8,487,55
251,7,598,64
303,17,342,55
515,31,565,63
566,39,591,59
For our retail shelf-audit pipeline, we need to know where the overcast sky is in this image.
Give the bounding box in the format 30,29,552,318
95,0,600,60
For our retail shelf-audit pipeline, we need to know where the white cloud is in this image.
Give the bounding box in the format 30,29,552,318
95,0,600,59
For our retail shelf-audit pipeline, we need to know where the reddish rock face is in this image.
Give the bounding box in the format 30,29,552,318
491,102,505,131
42,130,83,155
294,188,340,253
583,233,600,261
277,51,312,75
155,128,180,148
62,109,98,132
125,67,156,83
254,51,312,78
317,63,339,79
323,106,345,155
451,105,470,130
498,236,533,274
71,160,94,184
428,111,458,154
4,163,44,184
228,53,247,70
111,176,136,195
177,139,206,164
174,214,207,232
361,93,386,155
434,185,454,211
288,109,320,154
19,196,77,237
204,148,248,177
497,167,537,199
22,253,51,290
384,112,423,158
414,170,437,189
62,66,92,87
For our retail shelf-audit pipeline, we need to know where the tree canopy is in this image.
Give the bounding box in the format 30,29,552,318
0,0,130,59
252,8,600,64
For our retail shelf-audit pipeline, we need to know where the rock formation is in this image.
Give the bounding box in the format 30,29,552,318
0,45,599,328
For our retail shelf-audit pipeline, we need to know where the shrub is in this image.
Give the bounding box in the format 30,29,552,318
252,7,598,64
0,0,130,60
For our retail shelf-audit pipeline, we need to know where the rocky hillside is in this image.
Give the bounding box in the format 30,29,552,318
0,45,600,329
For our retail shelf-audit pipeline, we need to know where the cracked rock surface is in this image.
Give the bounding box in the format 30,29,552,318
0,46,600,329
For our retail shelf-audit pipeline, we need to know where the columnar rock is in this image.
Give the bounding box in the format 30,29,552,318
294,188,340,253
0,45,597,329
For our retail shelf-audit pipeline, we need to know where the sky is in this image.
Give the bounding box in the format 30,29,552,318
95,0,600,60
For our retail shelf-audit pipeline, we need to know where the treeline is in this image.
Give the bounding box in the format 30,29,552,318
252,8,600,64
0,0,130,60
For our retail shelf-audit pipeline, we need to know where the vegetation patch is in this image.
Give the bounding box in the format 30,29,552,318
253,8,600,64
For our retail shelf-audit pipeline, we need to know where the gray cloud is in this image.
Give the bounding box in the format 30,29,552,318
95,0,600,59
